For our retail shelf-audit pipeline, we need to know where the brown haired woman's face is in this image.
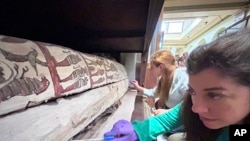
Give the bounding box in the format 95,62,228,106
150,63,163,77
188,68,250,129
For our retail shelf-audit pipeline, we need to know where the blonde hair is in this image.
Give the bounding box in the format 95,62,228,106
150,50,176,108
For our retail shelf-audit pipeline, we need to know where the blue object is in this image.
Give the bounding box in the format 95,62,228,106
104,135,115,141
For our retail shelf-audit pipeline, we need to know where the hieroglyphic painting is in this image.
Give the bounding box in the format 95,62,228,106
0,35,127,115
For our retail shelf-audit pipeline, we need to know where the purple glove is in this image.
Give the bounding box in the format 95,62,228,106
104,119,138,141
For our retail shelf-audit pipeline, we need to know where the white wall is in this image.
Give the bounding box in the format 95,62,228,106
120,53,137,87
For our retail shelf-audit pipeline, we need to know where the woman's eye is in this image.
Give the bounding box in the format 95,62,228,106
207,92,224,100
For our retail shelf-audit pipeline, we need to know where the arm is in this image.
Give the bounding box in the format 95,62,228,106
103,103,183,141
131,80,156,97
143,87,156,97
131,80,144,93
132,103,183,141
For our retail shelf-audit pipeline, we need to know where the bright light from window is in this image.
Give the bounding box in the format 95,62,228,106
161,23,166,32
167,22,183,33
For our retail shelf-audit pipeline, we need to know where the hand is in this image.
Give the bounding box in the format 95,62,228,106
145,97,155,108
104,119,138,141
130,80,140,89
130,80,139,85
153,109,168,115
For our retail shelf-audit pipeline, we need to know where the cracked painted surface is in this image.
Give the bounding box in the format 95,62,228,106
0,35,127,116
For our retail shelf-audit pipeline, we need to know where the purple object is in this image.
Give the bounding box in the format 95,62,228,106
104,119,138,141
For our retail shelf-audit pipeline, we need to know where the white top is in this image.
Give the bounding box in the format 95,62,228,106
143,67,189,108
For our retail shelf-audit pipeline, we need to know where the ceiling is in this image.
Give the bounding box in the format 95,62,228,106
0,0,249,57
162,0,250,47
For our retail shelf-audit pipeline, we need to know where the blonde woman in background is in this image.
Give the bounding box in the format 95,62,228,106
131,50,189,115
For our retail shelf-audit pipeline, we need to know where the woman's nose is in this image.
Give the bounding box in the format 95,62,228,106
191,96,208,113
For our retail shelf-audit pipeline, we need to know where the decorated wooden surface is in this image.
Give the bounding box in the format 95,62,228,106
0,80,129,141
74,90,137,140
0,35,127,116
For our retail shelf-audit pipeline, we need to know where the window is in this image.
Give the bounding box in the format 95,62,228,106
167,21,183,33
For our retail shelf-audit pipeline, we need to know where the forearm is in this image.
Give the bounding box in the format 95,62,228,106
143,87,156,97
132,103,183,140
135,85,144,93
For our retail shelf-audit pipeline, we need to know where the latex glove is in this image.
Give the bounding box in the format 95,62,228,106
104,119,138,141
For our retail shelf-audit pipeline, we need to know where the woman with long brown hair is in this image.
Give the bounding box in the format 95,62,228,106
131,50,189,115
105,30,250,141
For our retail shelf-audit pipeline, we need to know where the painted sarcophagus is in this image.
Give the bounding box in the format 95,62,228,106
0,34,128,115
0,35,129,141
